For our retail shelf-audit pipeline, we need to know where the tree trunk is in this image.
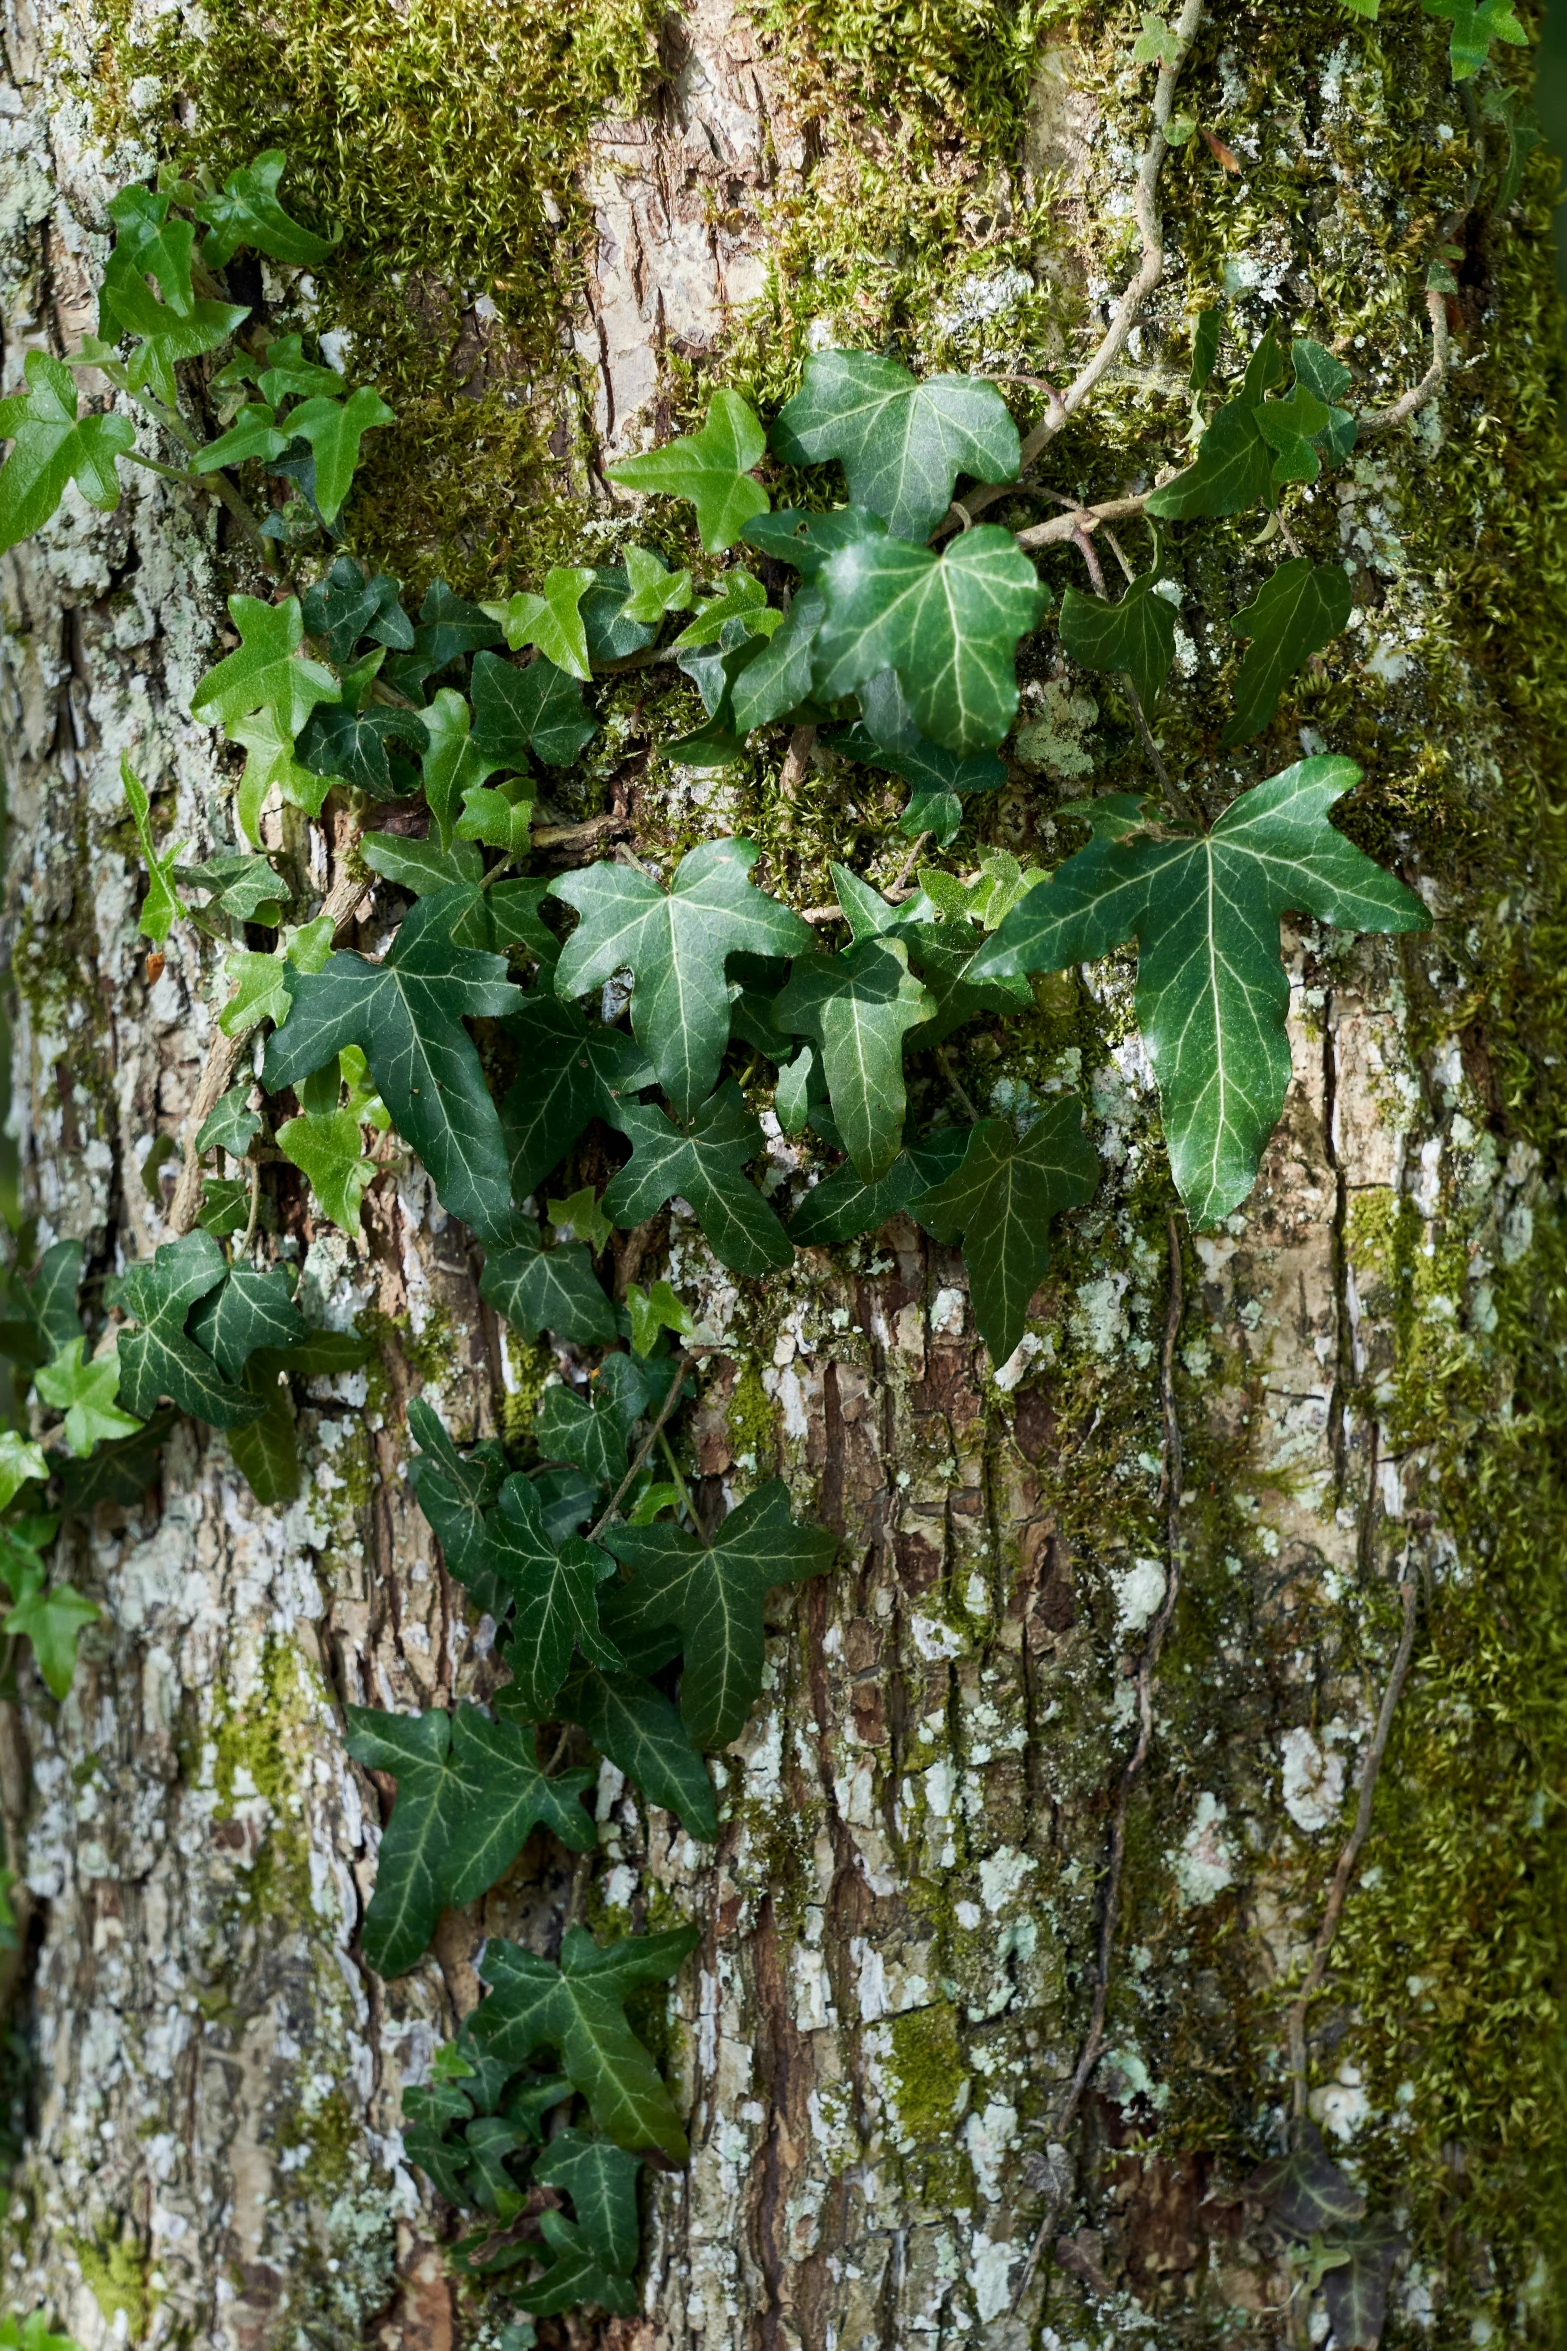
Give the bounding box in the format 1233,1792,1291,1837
1,3,1563,2348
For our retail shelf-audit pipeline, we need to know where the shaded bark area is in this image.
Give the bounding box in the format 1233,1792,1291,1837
1,1,1564,2348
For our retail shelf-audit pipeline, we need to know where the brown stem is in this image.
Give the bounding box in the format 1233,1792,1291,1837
1357,289,1450,434
1011,1215,1184,2317
1285,1575,1421,2128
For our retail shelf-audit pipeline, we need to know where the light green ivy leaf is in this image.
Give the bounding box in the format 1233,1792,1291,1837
0,351,136,556
605,389,770,553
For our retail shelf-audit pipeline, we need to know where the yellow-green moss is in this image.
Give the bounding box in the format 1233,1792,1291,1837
210,1636,319,1923
72,2225,155,2341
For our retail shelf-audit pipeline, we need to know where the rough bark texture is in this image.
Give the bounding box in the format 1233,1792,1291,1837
1,3,1565,2350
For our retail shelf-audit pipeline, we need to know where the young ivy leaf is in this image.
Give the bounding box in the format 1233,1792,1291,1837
486,1475,624,1714
3,1562,100,1701
276,1109,379,1233
471,650,595,768
911,1105,1100,1363
193,150,341,270
531,2131,641,2276
262,886,524,1239
669,570,776,651
345,1703,596,1978
773,938,934,1180
0,1433,48,1513
499,996,654,1201
1290,339,1356,461
1131,8,1182,63
619,544,694,623
230,709,331,846
115,1231,263,1429
970,757,1429,1226
0,352,137,556
547,1185,614,1253
253,334,347,405
480,1233,618,1348
484,568,597,682
605,389,769,553
191,594,341,734
35,1339,141,1458
470,1923,699,2157
1423,0,1525,77
815,527,1044,755
602,1086,793,1280
121,757,185,946
278,388,394,524
770,350,1021,543
603,1480,836,1748
1220,558,1352,747
626,1279,695,1360
552,839,814,1116
1058,562,1177,713
89,254,249,410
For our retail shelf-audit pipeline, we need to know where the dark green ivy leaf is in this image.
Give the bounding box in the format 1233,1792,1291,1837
303,556,414,664
773,938,934,1180
552,839,813,1117
602,1086,793,1280
602,1480,835,1747
911,1105,1100,1363
471,650,595,769
815,526,1044,755
532,2131,641,2276
789,1127,969,1246
480,1237,618,1347
508,1663,717,1841
1058,561,1177,712
1245,2134,1367,2235
262,886,524,1237
828,664,1004,846
1290,338,1356,461
487,1474,623,1714
771,351,1021,543
382,581,505,701
185,1264,305,1378
499,996,654,1200
298,700,428,799
507,2211,639,2316
470,1923,698,2157
115,1233,263,1429
407,1397,508,1591
970,758,1429,1225
1220,558,1352,746
57,1410,175,1515
740,505,889,580
345,1702,596,1978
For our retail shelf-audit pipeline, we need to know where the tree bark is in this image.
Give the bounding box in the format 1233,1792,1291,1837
2,3,1564,2348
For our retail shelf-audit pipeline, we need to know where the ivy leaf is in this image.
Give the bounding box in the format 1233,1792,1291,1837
0,1239,84,1370
1321,2219,1404,2348
461,2115,533,2219
1059,562,1177,712
508,2211,639,2316
499,998,653,1200
669,570,776,651
471,650,595,768
899,922,1031,1041
1221,559,1352,747
262,887,523,1237
771,351,1021,543
36,1339,141,1458
176,851,288,926
1252,382,1332,485
408,1397,508,1591
772,938,934,1179
605,389,769,553
602,1086,793,1281
302,555,414,663
121,757,185,946
532,2131,641,2275
547,1185,613,1252
534,1354,648,1491
298,699,428,798
626,1280,695,1360
789,1126,969,1246
345,1703,596,1978
815,527,1044,755
114,1232,263,1428
1423,0,1525,76
552,839,812,1117
92,261,248,409
226,1330,370,1506
618,544,693,623
57,1410,173,1515
191,594,341,734
480,1235,618,1346
911,1106,1099,1362
190,400,289,474
0,1434,47,1512
1131,8,1182,62
255,334,348,405
486,1476,623,1713
1290,338,1356,461
470,1923,698,2156
3,1561,99,1700
603,1480,834,1747
277,388,394,523
533,1664,717,1841
729,588,825,733
829,676,1005,846
197,1084,263,1158
741,504,889,580
184,1264,305,1378
106,186,196,313
484,568,596,681
1246,2135,1367,2235
969,757,1429,1225
409,688,503,851
230,709,331,846
361,832,481,899
0,351,136,555
1144,398,1274,520
382,580,504,701
193,149,340,269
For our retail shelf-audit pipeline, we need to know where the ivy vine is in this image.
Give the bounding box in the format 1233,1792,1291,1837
0,0,1533,2329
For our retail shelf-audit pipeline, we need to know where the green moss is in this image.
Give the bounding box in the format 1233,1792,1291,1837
72,2225,155,2341
210,1637,319,1923
725,1359,778,1476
